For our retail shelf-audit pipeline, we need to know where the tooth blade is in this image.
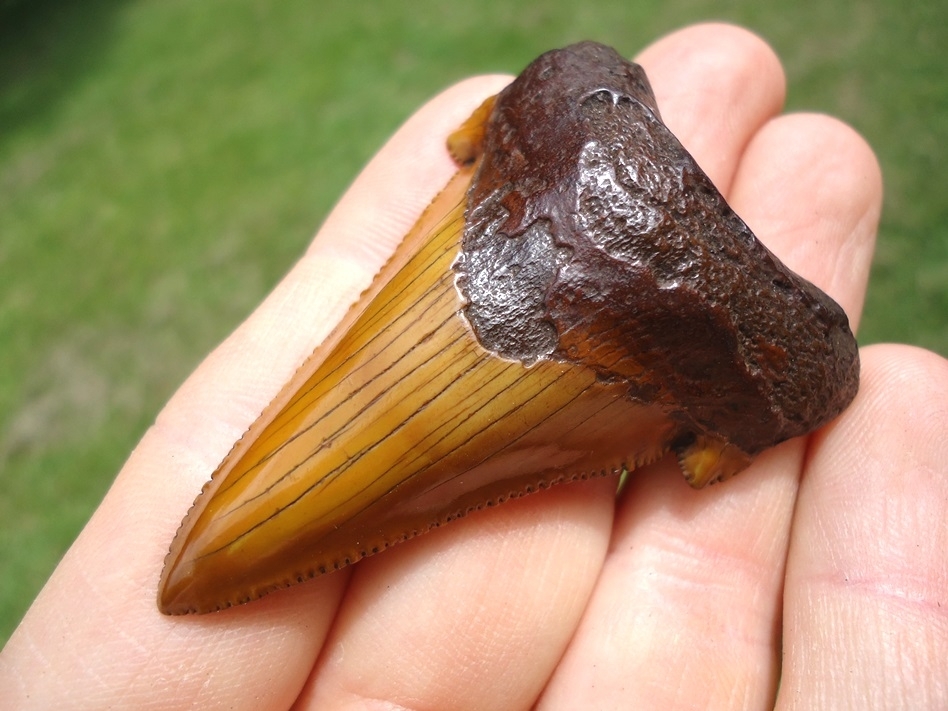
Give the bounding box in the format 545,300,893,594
158,170,674,614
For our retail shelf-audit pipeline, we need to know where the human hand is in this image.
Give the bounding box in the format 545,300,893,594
3,23,946,710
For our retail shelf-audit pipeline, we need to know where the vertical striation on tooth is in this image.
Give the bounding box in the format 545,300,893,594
158,168,674,614
159,41,859,615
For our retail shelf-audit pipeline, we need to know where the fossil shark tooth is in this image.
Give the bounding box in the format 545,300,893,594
158,41,859,615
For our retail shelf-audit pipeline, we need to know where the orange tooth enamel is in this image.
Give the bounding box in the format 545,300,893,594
159,42,859,615
158,168,672,614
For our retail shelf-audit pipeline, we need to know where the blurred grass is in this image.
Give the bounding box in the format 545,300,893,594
1,0,945,643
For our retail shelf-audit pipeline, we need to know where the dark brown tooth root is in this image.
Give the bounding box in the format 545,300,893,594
455,41,858,485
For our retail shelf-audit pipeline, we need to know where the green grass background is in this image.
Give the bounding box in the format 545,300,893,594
1,0,945,643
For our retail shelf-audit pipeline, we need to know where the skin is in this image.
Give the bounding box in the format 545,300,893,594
1,22,946,710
